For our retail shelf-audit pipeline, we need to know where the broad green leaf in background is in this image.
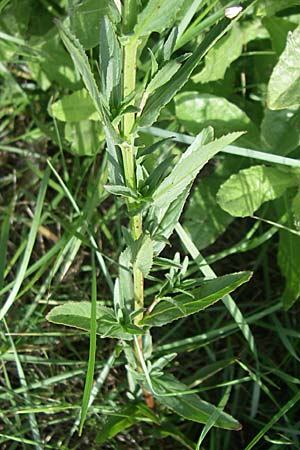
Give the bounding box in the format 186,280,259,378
175,92,257,143
31,32,81,89
46,301,143,340
192,25,243,84
64,120,104,156
72,0,110,49
51,89,98,122
278,230,300,309
263,17,298,56
153,374,241,430
258,0,300,16
140,271,251,327
217,165,300,217
261,108,300,155
183,174,234,250
133,0,185,38
152,131,244,209
96,403,159,444
267,26,300,110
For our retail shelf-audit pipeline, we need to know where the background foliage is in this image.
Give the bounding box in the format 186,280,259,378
1,0,300,449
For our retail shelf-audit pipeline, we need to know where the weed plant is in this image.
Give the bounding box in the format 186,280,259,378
1,1,300,449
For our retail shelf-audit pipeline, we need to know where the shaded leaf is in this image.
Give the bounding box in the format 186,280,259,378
192,25,243,84
217,165,299,217
140,272,252,327
263,16,297,56
153,374,241,430
96,403,159,444
278,229,300,309
261,108,300,155
46,301,143,340
267,26,300,110
72,0,110,49
175,92,257,144
134,0,185,38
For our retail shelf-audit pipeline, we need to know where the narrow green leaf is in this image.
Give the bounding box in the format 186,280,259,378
0,168,50,321
138,17,231,128
140,272,252,327
153,374,241,430
267,26,300,110
132,233,153,277
99,15,122,109
55,20,121,183
152,131,243,209
46,301,143,340
104,184,138,199
217,165,299,217
79,252,97,435
134,0,185,38
146,60,181,96
244,390,300,450
96,403,159,444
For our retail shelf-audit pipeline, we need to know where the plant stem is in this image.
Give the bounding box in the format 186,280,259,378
122,3,144,328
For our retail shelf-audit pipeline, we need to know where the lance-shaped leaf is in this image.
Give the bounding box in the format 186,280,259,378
56,20,121,184
140,272,252,327
99,16,122,110
217,165,300,217
46,301,143,340
267,26,300,110
138,18,230,128
152,373,241,430
96,402,159,444
278,228,300,310
134,0,185,38
131,233,153,277
152,131,244,209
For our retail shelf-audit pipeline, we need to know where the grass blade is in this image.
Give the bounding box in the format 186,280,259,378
244,390,300,450
142,126,300,168
175,223,258,360
0,168,50,321
79,251,97,435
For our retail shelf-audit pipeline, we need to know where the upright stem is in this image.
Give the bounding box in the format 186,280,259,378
122,2,144,326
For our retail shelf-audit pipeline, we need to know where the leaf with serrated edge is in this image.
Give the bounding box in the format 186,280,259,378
140,272,252,327
153,373,241,430
152,131,244,209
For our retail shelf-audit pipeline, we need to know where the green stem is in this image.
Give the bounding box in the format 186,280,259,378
122,3,144,328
